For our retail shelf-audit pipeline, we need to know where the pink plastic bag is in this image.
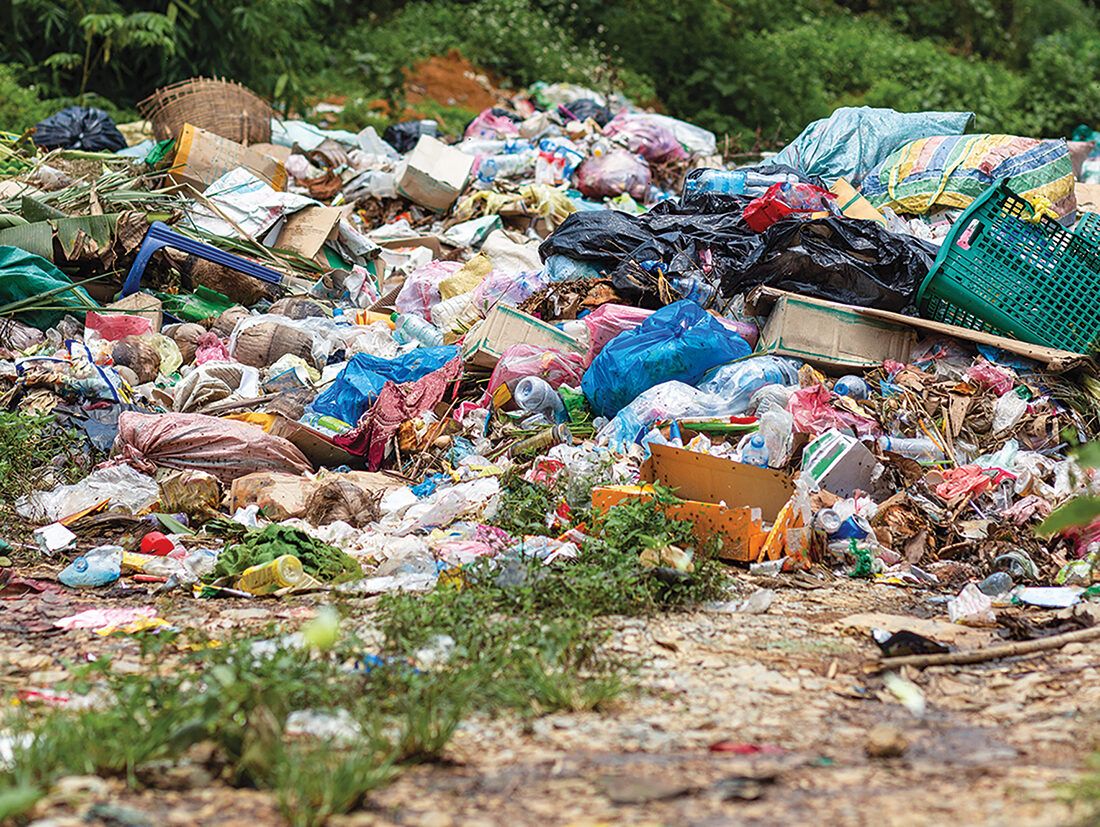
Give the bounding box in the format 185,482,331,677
787,384,879,437
604,113,688,163
85,311,153,341
111,411,312,484
486,344,585,395
574,150,651,200
471,269,549,315
395,261,463,319
936,466,993,500
965,361,1015,396
195,331,233,364
581,303,654,367
743,182,839,232
464,108,521,141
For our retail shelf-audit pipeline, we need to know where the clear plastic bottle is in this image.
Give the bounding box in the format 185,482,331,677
671,275,717,308
394,313,444,348
58,545,122,588
514,376,565,421
756,408,794,467
833,375,869,400
430,292,478,333
739,433,770,467
878,435,945,461
698,356,802,415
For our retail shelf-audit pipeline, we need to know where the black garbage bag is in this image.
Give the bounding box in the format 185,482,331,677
540,203,934,311
383,120,440,154
720,217,937,312
560,98,611,126
32,106,127,152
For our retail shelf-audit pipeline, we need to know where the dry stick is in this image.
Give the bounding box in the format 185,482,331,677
864,624,1100,673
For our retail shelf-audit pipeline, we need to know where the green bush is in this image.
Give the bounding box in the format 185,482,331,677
0,64,51,132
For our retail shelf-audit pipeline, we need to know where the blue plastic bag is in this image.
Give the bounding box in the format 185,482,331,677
581,301,750,417
311,346,459,425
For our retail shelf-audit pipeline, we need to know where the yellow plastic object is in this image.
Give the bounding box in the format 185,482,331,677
439,252,492,300
237,554,306,595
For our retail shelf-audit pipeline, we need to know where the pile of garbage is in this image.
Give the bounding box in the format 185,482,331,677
3,83,1100,620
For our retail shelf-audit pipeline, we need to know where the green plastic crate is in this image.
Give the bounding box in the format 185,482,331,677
916,180,1100,353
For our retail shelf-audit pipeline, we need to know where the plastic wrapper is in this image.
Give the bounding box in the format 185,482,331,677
993,393,1028,433
32,106,127,152
15,464,160,523
787,384,879,437
603,113,688,163
471,269,548,315
597,380,738,450
965,361,1016,395
312,346,460,426
769,106,974,186
743,182,839,232
383,477,500,536
395,261,463,319
486,345,585,395
947,583,996,626
573,150,651,200
464,107,521,140
112,411,312,484
581,303,654,367
935,466,994,500
582,300,751,417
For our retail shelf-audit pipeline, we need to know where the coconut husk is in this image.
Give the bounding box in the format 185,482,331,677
112,336,161,383
162,322,206,364
210,305,251,339
231,321,315,368
269,297,328,320
184,256,277,305
303,478,381,528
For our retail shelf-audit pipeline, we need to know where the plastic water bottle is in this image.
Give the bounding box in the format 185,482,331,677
699,356,802,415
672,276,717,308
59,545,123,588
430,292,478,333
476,157,499,187
683,169,748,197
878,435,945,461
514,376,565,421
834,375,869,400
300,412,352,435
394,313,444,348
740,433,770,467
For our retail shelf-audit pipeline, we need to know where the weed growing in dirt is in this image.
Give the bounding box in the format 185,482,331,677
0,412,89,503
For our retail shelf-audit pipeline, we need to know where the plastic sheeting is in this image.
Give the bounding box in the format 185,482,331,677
582,300,751,417
311,346,460,426
769,106,974,186
0,245,98,328
112,411,312,484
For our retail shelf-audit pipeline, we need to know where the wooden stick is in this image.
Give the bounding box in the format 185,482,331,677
864,624,1100,673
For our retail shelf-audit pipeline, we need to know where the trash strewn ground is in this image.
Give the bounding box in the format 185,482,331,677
3,69,1100,826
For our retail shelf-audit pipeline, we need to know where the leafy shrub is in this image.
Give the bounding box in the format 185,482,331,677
0,63,51,131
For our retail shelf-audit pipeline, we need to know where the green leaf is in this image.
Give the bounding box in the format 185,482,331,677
1037,497,1100,538
1075,442,1100,470
0,785,42,821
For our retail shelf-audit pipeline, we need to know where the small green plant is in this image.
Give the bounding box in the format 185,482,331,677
0,412,90,528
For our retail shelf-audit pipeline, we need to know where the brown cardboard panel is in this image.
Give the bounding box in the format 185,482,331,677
462,305,586,369
276,205,342,259
639,443,793,522
395,135,474,213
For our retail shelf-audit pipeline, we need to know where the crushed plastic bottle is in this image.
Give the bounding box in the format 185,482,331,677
514,376,565,421
739,433,770,467
833,375,869,400
698,356,802,415
878,435,946,461
394,313,444,348
59,545,123,588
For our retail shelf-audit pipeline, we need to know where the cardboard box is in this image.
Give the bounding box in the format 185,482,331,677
754,291,916,371
267,414,358,468
462,305,587,369
592,443,799,562
167,124,288,193
801,430,887,499
746,286,1089,372
396,135,474,212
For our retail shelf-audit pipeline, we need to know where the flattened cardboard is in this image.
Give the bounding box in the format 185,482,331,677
747,286,1091,373
276,205,342,259
168,124,288,193
106,292,163,332
395,135,474,213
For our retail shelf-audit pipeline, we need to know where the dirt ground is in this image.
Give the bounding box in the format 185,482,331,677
6,568,1098,827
